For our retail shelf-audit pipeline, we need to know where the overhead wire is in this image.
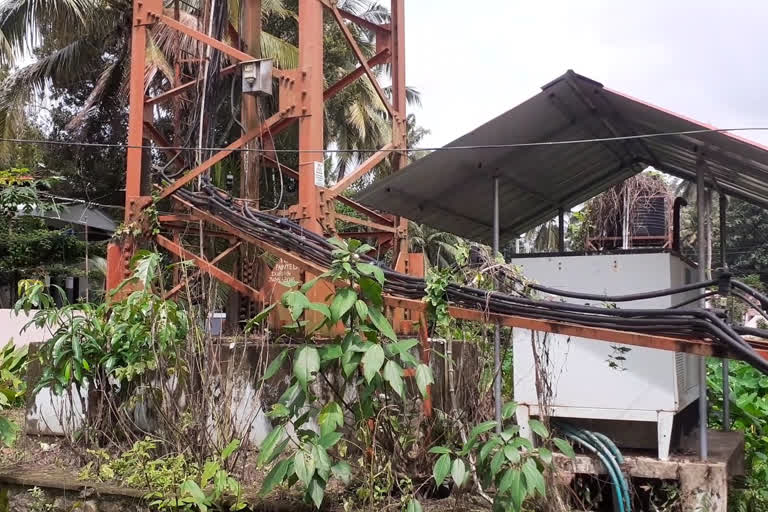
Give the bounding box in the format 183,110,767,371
4,126,768,154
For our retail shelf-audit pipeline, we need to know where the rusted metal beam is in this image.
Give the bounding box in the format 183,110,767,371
164,241,242,299
146,64,238,106
335,213,396,232
327,4,395,119
142,122,186,172
158,112,282,199
157,235,261,302
262,155,300,180
337,230,393,240
335,195,392,226
337,8,391,36
159,214,198,223
297,0,324,234
158,14,257,63
330,143,393,194
323,49,390,100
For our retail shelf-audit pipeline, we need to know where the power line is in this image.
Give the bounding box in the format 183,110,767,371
3,126,768,155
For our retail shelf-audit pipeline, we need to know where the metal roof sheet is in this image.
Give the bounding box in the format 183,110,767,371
355,70,768,245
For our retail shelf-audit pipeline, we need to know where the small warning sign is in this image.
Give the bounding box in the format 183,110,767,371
314,161,324,187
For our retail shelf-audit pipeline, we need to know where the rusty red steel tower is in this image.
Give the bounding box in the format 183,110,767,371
108,0,419,319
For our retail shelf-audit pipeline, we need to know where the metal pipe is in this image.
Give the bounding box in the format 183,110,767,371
493,176,502,433
558,207,565,252
672,197,688,252
720,192,730,430
696,160,708,460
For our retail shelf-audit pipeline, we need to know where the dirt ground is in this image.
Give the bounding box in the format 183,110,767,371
0,407,487,511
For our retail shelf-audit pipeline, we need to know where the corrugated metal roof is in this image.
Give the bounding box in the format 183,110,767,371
355,70,768,245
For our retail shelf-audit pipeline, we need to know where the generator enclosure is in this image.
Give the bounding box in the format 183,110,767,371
511,251,700,460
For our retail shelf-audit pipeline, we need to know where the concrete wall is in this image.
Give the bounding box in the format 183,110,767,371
0,309,50,347
25,340,480,439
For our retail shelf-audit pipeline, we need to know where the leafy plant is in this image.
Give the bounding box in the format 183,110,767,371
255,238,432,509
14,251,188,441
429,402,574,512
708,359,768,510
0,340,27,446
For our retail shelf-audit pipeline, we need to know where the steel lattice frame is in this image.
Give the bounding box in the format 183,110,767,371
111,0,412,291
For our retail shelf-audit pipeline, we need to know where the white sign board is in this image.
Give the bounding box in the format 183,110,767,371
314,161,324,187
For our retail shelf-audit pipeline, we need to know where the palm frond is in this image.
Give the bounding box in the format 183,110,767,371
66,53,125,131
261,31,298,68
0,0,98,65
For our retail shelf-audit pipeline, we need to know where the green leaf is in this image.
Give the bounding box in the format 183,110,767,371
358,277,383,306
312,444,332,480
428,446,452,455
469,420,498,443
0,416,18,447
361,344,385,383
553,437,575,458
267,403,290,419
502,401,517,420
245,303,277,332
511,437,533,451
386,338,419,356
330,288,357,322
509,468,525,511
317,401,344,432
504,444,520,464
307,476,326,509
490,450,505,477
479,437,501,462
368,307,397,341
354,300,368,320
180,480,207,504
221,439,241,461
282,290,310,321
300,276,321,293
319,432,343,449
406,498,423,512
451,458,466,488
356,262,385,285
433,453,451,486
522,458,546,497
201,461,218,486
294,451,315,486
538,447,552,465
331,462,351,485
259,458,293,496
306,302,331,319
383,360,404,397
293,346,320,391
415,364,434,398
257,425,285,467
529,419,549,439
320,344,343,362
498,467,517,494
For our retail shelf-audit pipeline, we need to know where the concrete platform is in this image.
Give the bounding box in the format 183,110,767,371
554,430,744,511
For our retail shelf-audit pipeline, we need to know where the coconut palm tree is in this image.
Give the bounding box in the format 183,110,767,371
0,0,420,198
409,222,463,269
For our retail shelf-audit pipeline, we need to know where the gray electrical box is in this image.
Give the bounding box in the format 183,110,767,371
241,58,273,96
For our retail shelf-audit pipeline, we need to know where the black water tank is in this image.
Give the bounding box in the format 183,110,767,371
632,195,667,238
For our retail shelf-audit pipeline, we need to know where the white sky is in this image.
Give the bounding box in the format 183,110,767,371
405,0,768,148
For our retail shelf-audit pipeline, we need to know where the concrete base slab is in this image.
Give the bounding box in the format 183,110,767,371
554,430,744,512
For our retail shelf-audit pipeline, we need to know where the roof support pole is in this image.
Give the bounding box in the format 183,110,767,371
696,158,708,460
558,208,565,253
493,176,502,433
720,192,730,431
